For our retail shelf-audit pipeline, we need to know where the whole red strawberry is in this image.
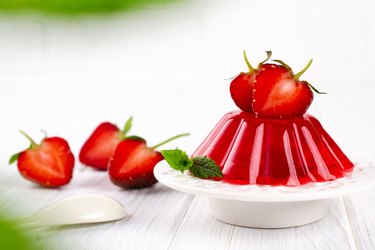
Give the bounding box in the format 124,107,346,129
230,51,271,113
79,117,133,170
9,131,75,187
109,133,189,189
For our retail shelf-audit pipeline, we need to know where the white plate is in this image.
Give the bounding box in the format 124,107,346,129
154,162,375,202
154,162,375,228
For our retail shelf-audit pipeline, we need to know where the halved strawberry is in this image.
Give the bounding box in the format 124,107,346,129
79,117,132,170
9,131,75,187
109,133,189,189
230,51,271,113
253,59,324,118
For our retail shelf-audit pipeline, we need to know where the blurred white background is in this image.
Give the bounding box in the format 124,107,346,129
1,0,374,167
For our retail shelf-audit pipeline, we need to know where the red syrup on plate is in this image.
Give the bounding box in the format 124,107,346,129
193,110,354,186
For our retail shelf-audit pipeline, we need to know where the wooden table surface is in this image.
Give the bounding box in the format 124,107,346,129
1,1,375,249
1,86,374,250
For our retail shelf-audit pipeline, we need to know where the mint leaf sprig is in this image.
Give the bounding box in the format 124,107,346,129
161,149,223,180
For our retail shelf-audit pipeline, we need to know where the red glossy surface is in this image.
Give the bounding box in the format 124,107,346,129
193,110,354,186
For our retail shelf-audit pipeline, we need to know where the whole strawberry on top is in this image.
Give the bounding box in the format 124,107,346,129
109,133,189,189
230,51,325,118
79,117,133,170
9,131,75,187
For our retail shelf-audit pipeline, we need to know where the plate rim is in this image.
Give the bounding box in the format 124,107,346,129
154,161,375,202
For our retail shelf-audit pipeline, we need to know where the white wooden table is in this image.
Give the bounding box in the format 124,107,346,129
1,1,375,249
1,85,374,250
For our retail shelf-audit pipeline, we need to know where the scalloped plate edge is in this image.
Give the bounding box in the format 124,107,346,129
154,161,375,202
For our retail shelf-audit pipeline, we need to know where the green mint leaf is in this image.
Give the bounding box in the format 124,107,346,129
161,149,193,173
9,152,21,165
122,116,133,135
190,156,223,179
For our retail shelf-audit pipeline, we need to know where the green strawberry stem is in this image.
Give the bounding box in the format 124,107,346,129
295,59,313,80
258,51,272,66
19,130,38,148
151,133,190,150
41,130,48,139
243,51,255,73
243,51,272,73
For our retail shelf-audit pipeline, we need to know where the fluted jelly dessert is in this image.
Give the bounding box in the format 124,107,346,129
193,110,354,186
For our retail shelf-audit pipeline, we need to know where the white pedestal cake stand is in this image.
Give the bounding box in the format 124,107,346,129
154,162,375,228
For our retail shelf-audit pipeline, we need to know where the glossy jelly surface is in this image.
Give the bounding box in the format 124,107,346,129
193,110,354,186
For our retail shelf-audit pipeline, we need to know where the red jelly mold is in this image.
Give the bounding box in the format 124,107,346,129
193,110,354,186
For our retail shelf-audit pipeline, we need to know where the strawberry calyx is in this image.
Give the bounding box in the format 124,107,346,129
119,132,190,149
117,116,149,142
9,130,44,165
9,152,21,165
116,118,189,147
243,51,256,73
258,51,272,67
151,133,190,150
19,130,39,149
272,59,292,71
273,58,326,94
294,59,313,80
294,59,326,94
125,135,146,143
305,81,326,94
243,50,272,73
118,116,133,140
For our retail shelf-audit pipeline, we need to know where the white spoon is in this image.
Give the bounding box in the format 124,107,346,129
17,193,127,229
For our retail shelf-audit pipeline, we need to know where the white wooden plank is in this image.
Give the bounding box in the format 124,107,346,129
169,196,356,250
229,198,356,250
0,164,195,250
42,188,194,250
343,188,375,250
168,196,234,250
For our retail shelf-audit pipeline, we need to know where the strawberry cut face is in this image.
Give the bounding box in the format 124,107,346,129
17,137,75,187
253,64,314,118
109,139,163,189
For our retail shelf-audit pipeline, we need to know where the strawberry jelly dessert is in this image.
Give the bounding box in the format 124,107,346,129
193,111,354,186
193,52,354,186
